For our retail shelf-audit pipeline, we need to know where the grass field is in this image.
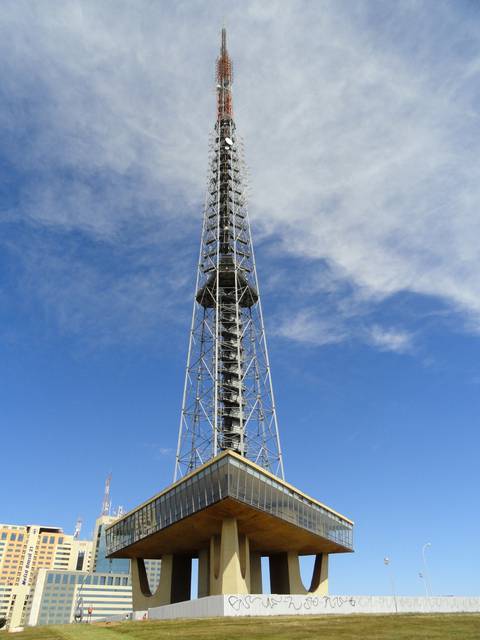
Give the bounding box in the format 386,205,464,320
8,614,480,640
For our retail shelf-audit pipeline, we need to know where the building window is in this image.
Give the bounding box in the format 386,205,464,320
49,537,55,545
10,534,16,541
100,576,106,585
107,576,113,585
58,537,63,545
18,534,24,542
1,533,7,540
47,574,54,584
54,575,61,584
42,536,48,543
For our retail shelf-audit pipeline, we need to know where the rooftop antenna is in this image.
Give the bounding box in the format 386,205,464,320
73,517,83,539
101,473,112,516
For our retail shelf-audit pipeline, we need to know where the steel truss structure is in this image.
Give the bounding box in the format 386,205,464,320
174,29,284,481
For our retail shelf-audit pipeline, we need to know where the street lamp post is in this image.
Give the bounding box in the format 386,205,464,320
422,542,432,597
418,572,428,597
384,557,398,613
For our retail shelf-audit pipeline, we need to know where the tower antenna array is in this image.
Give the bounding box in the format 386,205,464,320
101,473,112,516
175,29,284,481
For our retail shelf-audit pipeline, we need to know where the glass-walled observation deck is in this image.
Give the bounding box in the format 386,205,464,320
106,452,353,557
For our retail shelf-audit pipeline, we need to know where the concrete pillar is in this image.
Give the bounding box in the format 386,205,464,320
269,553,290,594
250,552,262,594
269,552,329,595
209,534,221,596
310,553,329,595
171,555,192,603
209,518,250,595
131,556,173,610
286,551,306,593
198,548,210,598
238,532,251,591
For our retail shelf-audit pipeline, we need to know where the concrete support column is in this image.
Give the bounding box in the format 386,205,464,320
309,553,328,595
171,555,192,603
269,552,329,595
131,555,173,610
209,518,250,595
286,551,307,594
198,548,210,598
249,552,262,594
131,552,195,609
269,553,290,594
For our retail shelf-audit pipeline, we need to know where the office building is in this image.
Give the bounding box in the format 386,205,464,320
27,569,132,626
20,514,160,629
0,523,92,629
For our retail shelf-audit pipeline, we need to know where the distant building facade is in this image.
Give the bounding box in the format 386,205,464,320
92,515,130,575
27,569,132,626
0,523,92,629
12,514,161,629
91,515,161,592
1,493,161,630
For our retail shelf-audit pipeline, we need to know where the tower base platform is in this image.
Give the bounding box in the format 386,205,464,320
106,452,354,609
146,594,480,620
107,451,353,607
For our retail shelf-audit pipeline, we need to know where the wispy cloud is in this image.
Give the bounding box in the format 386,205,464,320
275,309,347,347
0,1,479,350
140,443,175,461
366,325,414,354
274,300,415,355
157,448,174,456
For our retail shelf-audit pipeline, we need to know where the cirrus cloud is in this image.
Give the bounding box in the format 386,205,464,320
0,0,478,351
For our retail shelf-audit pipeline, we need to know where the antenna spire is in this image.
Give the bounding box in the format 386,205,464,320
216,28,233,121
221,26,226,54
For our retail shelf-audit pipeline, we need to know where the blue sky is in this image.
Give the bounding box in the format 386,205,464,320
1,0,479,596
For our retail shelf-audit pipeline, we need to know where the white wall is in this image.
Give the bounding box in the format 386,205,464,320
149,594,480,620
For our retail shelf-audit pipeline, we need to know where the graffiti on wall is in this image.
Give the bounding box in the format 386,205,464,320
227,594,357,612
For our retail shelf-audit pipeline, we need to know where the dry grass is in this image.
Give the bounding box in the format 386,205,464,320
10,614,480,640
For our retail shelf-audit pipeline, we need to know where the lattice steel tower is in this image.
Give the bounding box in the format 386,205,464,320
175,29,284,481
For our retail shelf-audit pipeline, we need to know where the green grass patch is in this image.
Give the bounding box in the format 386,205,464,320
10,614,480,640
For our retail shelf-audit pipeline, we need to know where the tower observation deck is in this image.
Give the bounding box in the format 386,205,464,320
175,28,283,480
106,29,353,610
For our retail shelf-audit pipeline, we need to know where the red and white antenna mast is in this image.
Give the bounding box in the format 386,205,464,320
216,27,233,122
101,473,112,516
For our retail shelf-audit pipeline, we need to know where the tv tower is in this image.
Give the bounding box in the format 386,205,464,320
175,28,284,480
107,29,353,610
